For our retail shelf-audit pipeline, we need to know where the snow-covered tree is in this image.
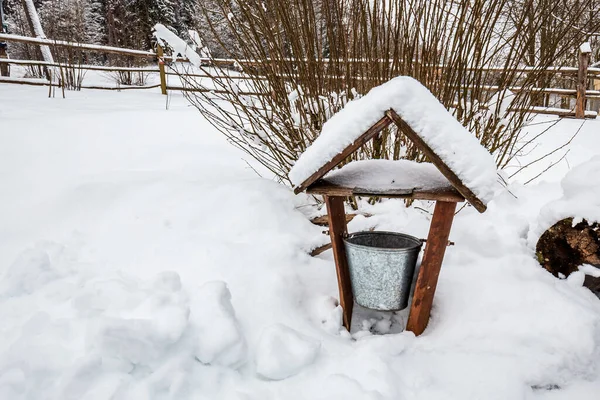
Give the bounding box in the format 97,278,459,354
38,0,104,44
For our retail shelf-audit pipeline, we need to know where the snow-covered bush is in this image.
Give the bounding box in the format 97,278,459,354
175,0,600,184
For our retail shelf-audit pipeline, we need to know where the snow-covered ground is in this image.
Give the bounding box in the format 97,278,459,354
1,83,600,399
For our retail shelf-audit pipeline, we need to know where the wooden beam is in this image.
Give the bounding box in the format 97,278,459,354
310,242,332,257
0,58,159,73
406,201,457,335
385,109,487,213
80,84,161,90
294,115,393,194
164,71,269,80
165,86,268,96
0,76,269,95
307,179,465,202
0,33,155,58
0,76,50,86
324,196,354,331
513,106,597,118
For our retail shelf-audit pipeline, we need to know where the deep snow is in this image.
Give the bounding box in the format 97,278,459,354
0,83,600,399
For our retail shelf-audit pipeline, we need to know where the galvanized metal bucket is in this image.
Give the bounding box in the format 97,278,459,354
344,231,422,311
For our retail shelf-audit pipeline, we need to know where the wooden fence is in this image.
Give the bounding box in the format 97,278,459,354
0,32,598,119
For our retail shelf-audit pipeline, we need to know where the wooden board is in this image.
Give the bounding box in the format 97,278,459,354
0,32,155,58
293,116,392,194
406,201,457,335
385,109,487,213
324,196,354,330
307,179,465,203
311,213,361,226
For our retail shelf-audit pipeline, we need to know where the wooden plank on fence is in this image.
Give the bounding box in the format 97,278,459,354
80,84,162,91
0,76,51,86
164,71,269,80
165,86,269,96
0,33,156,58
0,76,163,91
525,106,597,118
0,58,159,73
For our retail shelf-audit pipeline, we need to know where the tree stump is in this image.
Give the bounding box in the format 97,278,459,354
536,218,600,293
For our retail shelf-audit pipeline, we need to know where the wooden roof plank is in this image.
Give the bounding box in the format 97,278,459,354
384,109,487,212
293,115,393,194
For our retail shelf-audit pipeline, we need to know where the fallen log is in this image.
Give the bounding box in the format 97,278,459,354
536,218,600,293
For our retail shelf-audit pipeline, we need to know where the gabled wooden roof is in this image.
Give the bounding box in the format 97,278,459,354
293,108,489,213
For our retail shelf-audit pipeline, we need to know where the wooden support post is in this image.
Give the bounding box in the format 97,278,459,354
406,201,457,336
157,45,167,96
576,44,591,119
324,195,354,330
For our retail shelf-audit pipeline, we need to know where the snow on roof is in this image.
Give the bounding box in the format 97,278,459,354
289,76,498,204
323,159,452,192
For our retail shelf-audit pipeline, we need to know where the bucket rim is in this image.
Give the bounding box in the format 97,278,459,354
344,231,423,252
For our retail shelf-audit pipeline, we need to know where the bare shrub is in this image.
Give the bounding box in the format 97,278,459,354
177,0,600,183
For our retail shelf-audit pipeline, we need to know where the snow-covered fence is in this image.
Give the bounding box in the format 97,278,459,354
0,58,160,73
0,33,156,58
0,32,598,119
0,33,273,93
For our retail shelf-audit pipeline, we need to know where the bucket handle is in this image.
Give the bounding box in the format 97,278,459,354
421,239,455,246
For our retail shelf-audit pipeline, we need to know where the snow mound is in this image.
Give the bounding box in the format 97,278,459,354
2,83,600,399
0,245,63,297
289,76,498,204
190,281,247,368
255,324,320,380
91,271,190,366
528,155,600,246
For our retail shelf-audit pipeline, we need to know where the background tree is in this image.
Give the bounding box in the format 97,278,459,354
178,0,600,182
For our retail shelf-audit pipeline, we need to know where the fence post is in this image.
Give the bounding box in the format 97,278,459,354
0,43,8,77
576,43,591,119
157,44,167,96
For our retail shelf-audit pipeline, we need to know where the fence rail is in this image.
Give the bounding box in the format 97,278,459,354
0,32,598,118
0,58,161,73
0,33,156,58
